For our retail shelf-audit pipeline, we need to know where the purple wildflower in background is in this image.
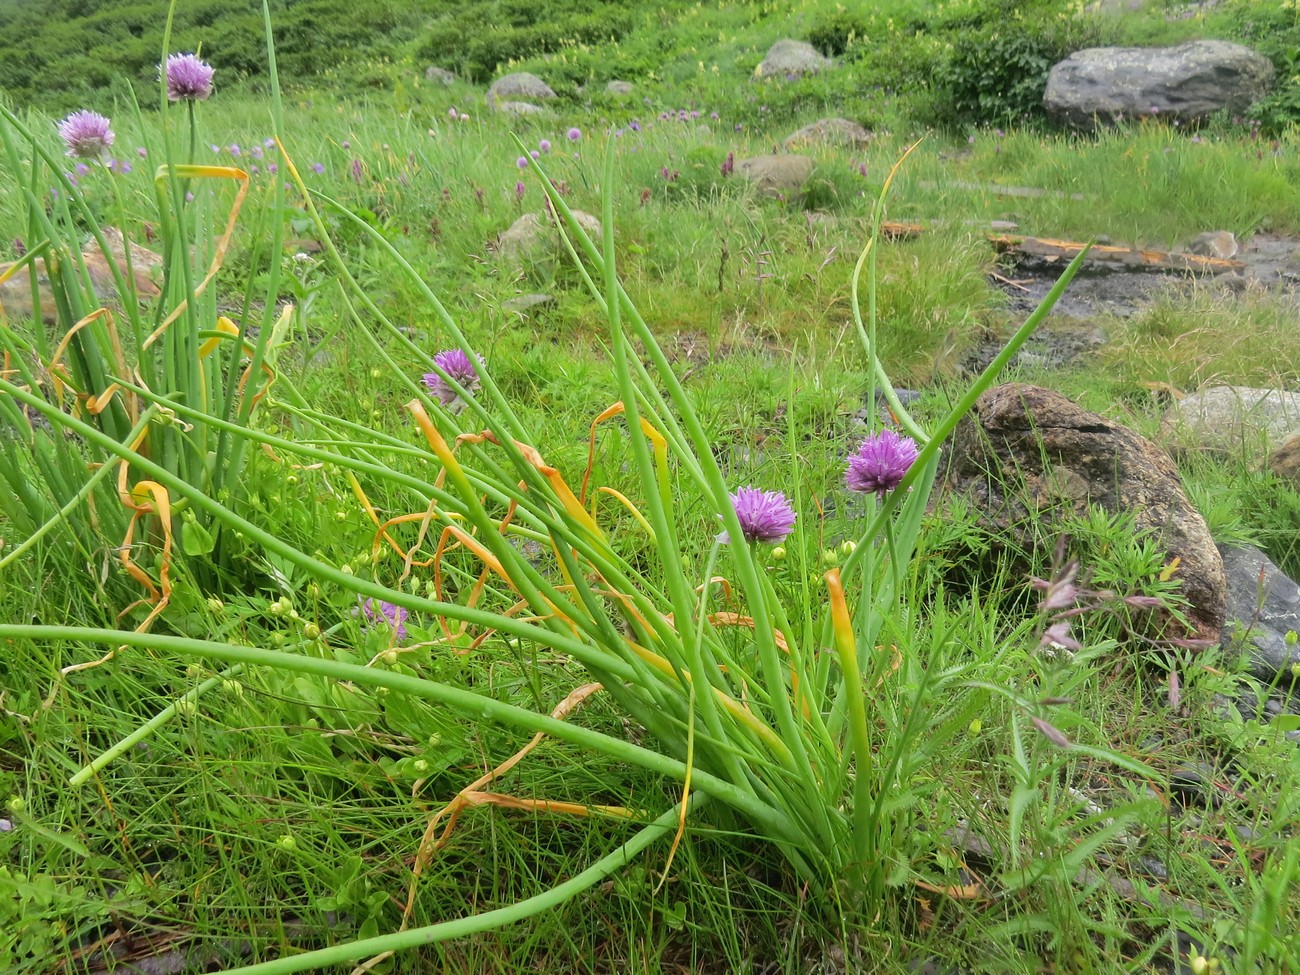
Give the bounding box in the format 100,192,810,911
422,348,483,411
229,143,241,156
350,158,363,182
539,138,551,153
516,155,529,169
362,598,409,641
106,158,132,175
515,180,526,201
341,140,351,149
311,161,325,174
448,106,459,119
845,429,919,500
162,53,215,101
58,110,114,159
567,127,582,141
136,146,148,158
721,487,797,544
629,120,641,132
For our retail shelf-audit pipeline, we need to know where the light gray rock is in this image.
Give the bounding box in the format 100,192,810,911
424,66,457,85
496,211,602,268
1044,40,1275,128
1186,230,1239,259
1219,544,1300,682
942,383,1226,641
502,293,555,315
494,100,551,118
488,72,556,102
755,39,831,80
604,80,634,96
1162,386,1300,454
783,117,871,150
734,154,815,197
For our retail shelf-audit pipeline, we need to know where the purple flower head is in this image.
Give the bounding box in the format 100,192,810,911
845,429,919,500
74,162,91,176
514,180,526,201
362,598,409,641
448,106,459,119
721,487,796,544
341,140,351,149
229,143,241,156
136,146,148,158
350,158,363,183
422,348,483,411
567,127,582,142
264,137,276,148
629,120,641,132
58,110,114,159
539,138,551,153
162,53,215,102
516,155,529,169
311,161,325,174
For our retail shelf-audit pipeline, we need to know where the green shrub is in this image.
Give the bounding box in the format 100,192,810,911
925,0,1107,129
808,10,869,58
1229,1,1300,133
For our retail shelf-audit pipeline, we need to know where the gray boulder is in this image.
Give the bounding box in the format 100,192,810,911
1044,40,1274,128
735,154,815,197
488,72,556,103
783,117,871,150
424,66,457,85
604,80,634,96
1219,544,1300,683
755,39,831,80
1162,386,1300,454
493,101,551,118
497,211,602,268
942,383,1226,641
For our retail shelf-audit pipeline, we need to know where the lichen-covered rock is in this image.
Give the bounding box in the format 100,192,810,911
605,80,634,96
1268,433,1300,489
1161,386,1300,454
1044,41,1274,128
734,154,814,197
782,117,871,150
496,211,602,268
755,40,831,80
488,72,556,103
424,66,457,85
942,383,1226,641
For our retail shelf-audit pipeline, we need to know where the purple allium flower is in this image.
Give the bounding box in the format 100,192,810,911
58,110,114,159
162,53,215,102
350,158,363,183
629,120,641,132
251,145,264,159
515,180,526,201
229,143,241,156
539,138,551,153
264,137,275,148
845,429,919,500
136,146,148,158
448,106,458,119
567,127,582,141
267,163,278,174
422,348,483,411
516,155,529,169
362,598,409,641
107,158,132,175
74,162,90,176
721,487,796,544
341,140,350,149
311,161,325,174
530,149,540,159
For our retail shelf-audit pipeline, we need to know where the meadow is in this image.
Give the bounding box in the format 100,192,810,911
3,0,1300,972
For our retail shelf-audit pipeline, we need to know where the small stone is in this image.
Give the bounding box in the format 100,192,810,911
1187,230,1239,259
604,80,634,96
502,293,555,314
424,66,457,85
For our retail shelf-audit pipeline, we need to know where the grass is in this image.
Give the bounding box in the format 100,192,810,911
3,1,1300,972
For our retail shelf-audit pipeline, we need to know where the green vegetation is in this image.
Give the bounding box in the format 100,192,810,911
2,0,1300,972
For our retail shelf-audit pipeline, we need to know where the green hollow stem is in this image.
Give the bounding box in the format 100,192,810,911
223,797,701,975
0,625,801,850
68,664,243,787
